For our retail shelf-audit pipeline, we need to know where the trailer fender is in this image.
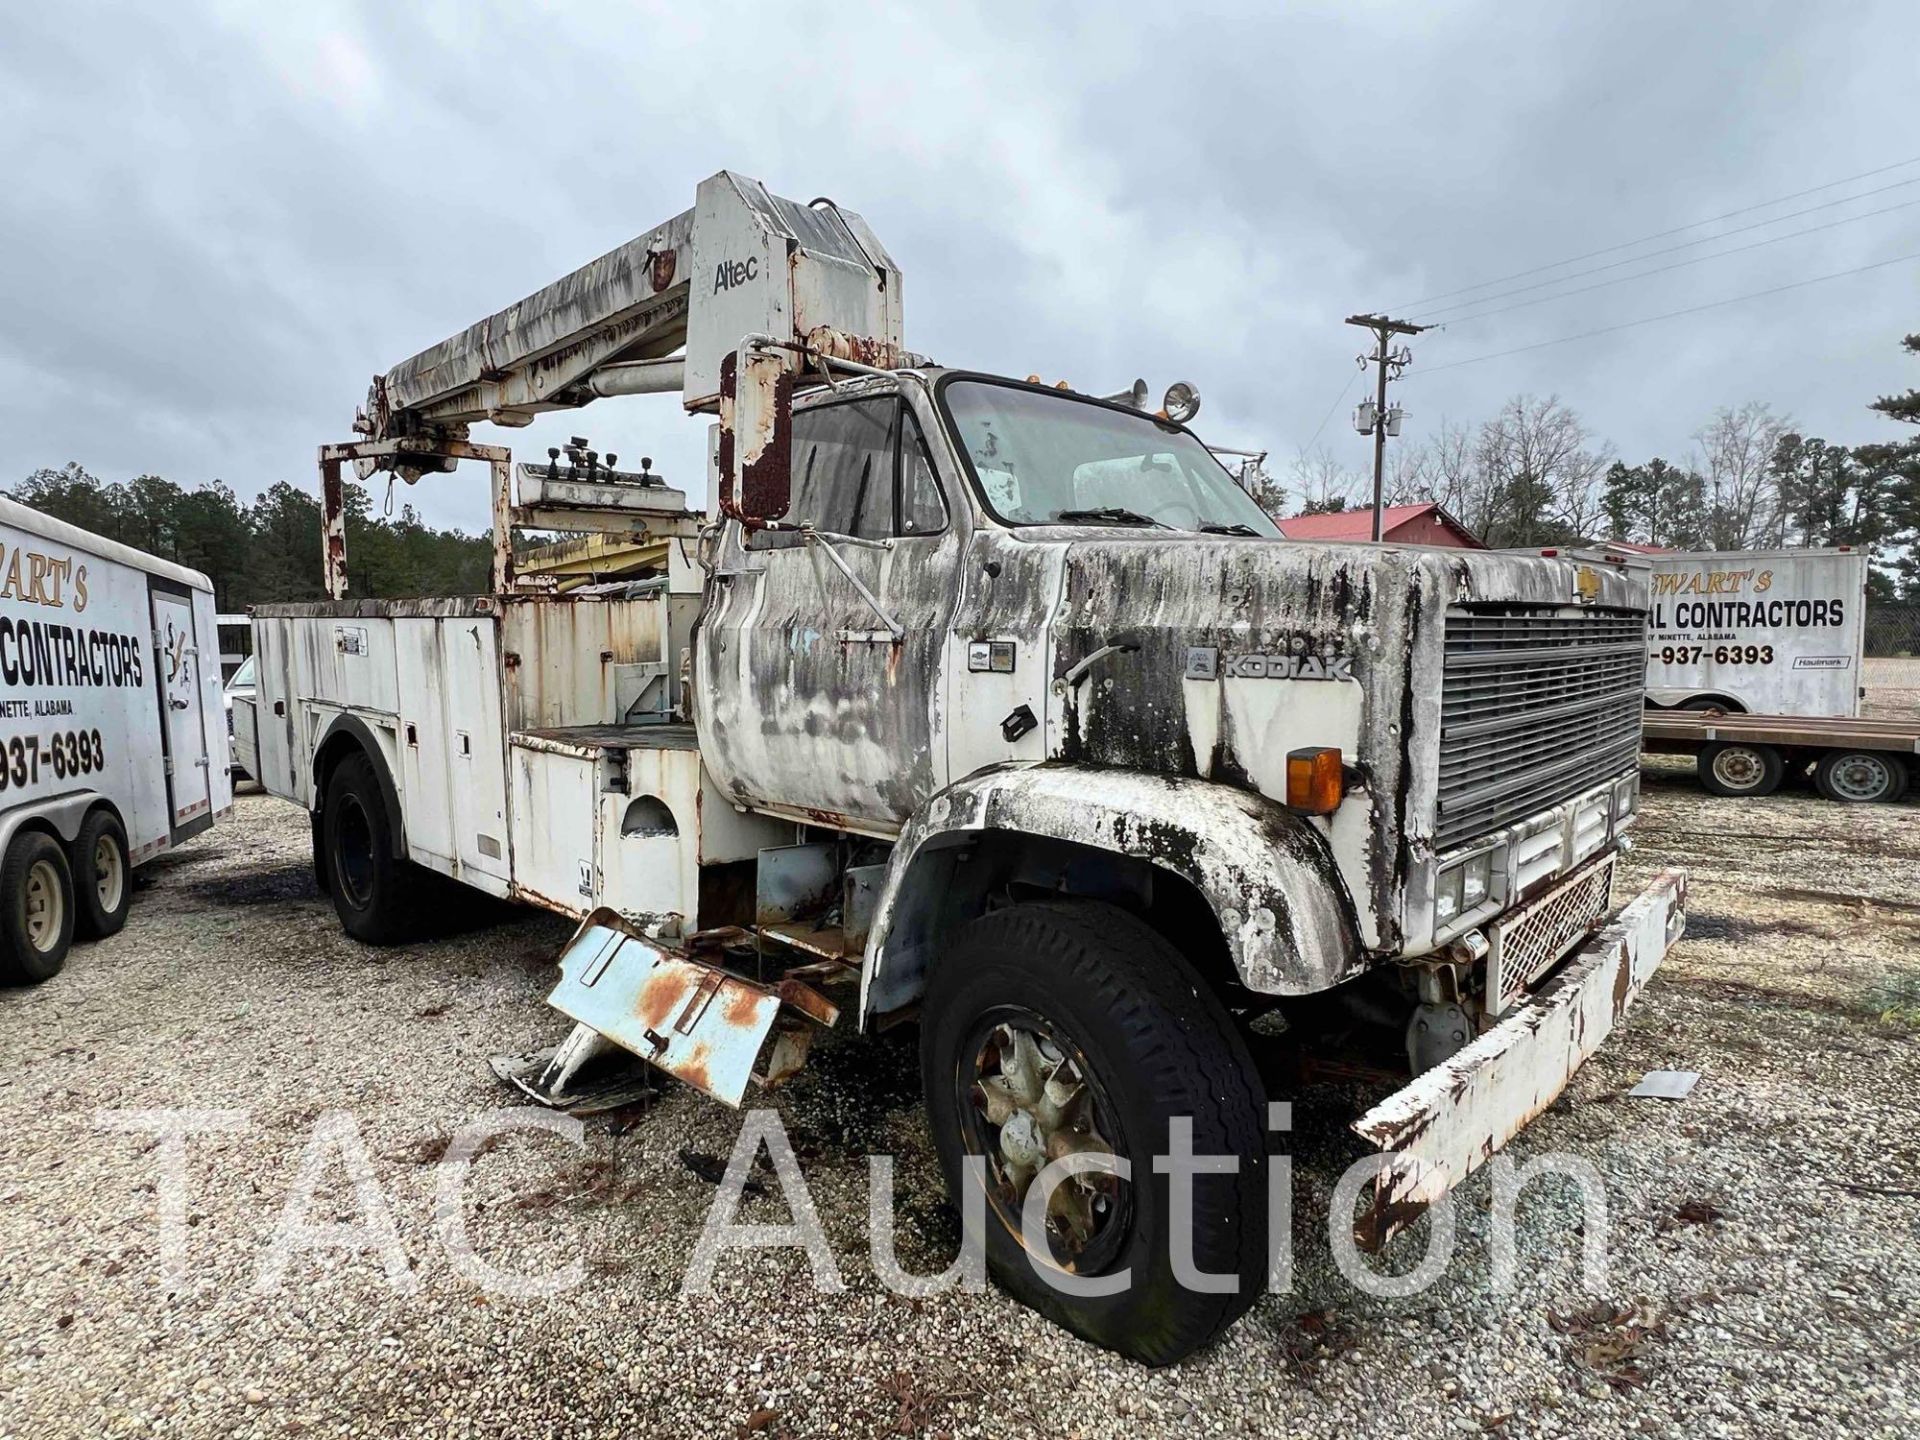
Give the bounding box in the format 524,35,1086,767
311,713,406,857
0,792,112,860
859,764,1363,1025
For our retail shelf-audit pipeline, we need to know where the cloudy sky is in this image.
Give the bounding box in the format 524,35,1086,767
4,1,1917,533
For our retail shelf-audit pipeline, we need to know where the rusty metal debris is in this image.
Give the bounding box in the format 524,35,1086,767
535,908,839,1109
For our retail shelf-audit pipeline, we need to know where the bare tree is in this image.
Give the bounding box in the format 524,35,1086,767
1694,401,1792,548
1286,446,1366,514
1421,419,1478,520
1470,395,1613,546
1385,437,1431,505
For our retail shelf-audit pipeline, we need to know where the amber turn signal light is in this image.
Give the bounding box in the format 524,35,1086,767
1286,746,1344,815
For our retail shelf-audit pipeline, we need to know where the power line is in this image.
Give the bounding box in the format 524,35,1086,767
1300,368,1362,454
1413,251,1920,375
1429,197,1920,329
1389,154,1920,310
1412,177,1920,321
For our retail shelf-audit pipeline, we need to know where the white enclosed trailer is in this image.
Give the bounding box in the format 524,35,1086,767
1644,547,1868,716
1633,547,1917,801
0,495,230,982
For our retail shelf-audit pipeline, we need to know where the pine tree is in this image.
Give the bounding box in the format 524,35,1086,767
1856,333,1920,597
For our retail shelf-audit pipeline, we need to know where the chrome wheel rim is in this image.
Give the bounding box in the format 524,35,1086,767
94,835,125,913
961,1008,1130,1271
25,860,64,952
1829,754,1893,802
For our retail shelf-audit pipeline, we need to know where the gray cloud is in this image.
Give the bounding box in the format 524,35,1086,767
3,1,1915,537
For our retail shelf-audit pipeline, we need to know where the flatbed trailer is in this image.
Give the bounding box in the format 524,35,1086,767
1644,708,1918,803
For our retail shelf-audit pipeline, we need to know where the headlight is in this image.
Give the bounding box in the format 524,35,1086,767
1462,849,1493,906
1613,773,1638,820
1434,846,1503,927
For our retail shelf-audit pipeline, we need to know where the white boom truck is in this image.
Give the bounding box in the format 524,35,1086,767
0,496,230,983
245,172,1686,1363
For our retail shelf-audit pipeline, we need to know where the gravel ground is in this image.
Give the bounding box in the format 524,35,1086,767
2,764,1917,1439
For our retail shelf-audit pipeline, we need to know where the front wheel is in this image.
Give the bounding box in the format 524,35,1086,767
0,831,76,985
1698,741,1783,797
921,900,1268,1367
1813,749,1909,804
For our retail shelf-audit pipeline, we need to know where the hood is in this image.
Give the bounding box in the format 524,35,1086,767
1042,533,1645,949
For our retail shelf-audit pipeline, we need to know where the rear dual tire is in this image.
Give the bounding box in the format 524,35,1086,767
73,810,132,940
322,751,428,945
1813,749,1910,804
0,813,131,986
0,833,75,985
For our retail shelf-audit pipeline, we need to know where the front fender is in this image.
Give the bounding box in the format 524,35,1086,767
860,764,1363,1024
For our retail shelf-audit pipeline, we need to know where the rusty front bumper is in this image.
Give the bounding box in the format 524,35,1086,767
1352,867,1688,1247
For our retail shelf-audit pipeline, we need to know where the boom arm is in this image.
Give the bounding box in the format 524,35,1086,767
322,171,913,598
353,172,904,455
359,207,696,448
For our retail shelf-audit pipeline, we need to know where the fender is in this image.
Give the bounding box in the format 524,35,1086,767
0,791,111,859
860,763,1365,1024
312,711,406,857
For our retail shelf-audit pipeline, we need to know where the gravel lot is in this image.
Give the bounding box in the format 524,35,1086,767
2,764,1917,1440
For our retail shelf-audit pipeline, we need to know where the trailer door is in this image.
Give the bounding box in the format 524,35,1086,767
151,589,212,828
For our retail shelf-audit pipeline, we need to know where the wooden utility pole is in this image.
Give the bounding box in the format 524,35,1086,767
1344,314,1432,540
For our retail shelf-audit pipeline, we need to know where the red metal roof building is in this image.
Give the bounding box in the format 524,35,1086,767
1275,502,1485,549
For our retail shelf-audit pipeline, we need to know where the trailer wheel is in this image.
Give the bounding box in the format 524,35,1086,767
322,751,422,945
920,900,1267,1367
1813,749,1909,804
0,832,77,985
71,810,132,940
1698,742,1783,798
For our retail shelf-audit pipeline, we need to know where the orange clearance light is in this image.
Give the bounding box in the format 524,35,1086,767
1286,746,1344,815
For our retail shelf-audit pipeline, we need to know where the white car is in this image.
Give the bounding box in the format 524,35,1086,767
224,655,256,779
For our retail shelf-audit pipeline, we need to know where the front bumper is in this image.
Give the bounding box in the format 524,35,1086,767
1351,867,1687,1247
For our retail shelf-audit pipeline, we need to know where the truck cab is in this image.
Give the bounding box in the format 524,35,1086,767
250,170,1685,1366
702,366,1653,998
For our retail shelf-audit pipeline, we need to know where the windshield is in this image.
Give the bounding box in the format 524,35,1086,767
229,656,256,689
939,378,1281,535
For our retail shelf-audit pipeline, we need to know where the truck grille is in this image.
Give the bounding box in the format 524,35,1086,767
1435,604,1645,850
1487,853,1616,1014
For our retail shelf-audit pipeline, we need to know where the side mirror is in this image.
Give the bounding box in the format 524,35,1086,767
716,346,793,526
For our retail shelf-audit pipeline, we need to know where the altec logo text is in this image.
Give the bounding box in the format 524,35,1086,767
714,257,759,293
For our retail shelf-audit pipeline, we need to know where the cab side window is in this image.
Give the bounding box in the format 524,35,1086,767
747,397,948,549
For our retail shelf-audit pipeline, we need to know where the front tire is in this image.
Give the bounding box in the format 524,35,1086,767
71,810,132,940
1698,741,1783,797
322,751,422,945
1,832,76,985
921,900,1268,1366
